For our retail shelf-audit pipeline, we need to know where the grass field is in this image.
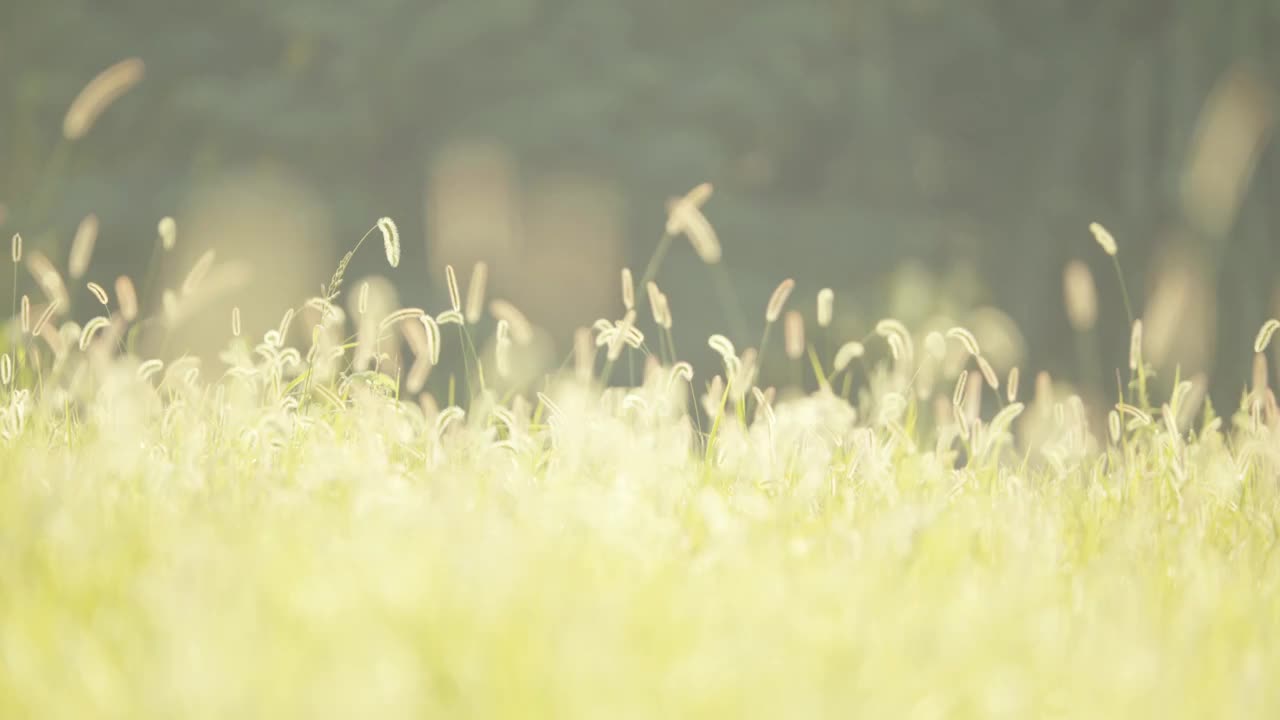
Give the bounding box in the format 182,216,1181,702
2,201,1280,719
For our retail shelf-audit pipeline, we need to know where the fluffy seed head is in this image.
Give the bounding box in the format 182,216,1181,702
31,298,58,335
10,233,20,263
1063,261,1098,331
158,216,177,251
708,334,736,365
420,315,441,365
232,307,242,337
607,310,637,361
1006,366,1020,404
27,251,69,308
952,370,969,408
378,308,427,332
86,281,109,306
445,264,461,312
358,282,370,315
833,341,865,373
665,183,720,264
182,250,216,296
783,311,805,360
277,308,295,342
494,320,512,378
645,282,674,331
1089,222,1118,256
1254,318,1279,354
876,319,914,364
465,261,488,324
20,295,30,334
765,278,795,323
0,353,10,386
945,327,981,357
1108,410,1122,444
620,268,635,311
115,276,138,321
816,288,834,328
1129,320,1143,371
977,355,999,390
62,58,145,140
378,217,400,268
79,316,110,351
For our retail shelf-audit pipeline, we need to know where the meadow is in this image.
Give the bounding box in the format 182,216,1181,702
0,56,1276,719
1,180,1279,718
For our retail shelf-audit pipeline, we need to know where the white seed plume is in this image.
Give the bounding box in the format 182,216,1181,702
607,310,637,362
79,316,110,351
69,211,100,275
0,353,9,386
445,264,461,312
378,217,400,268
1254,318,1279,354
816,288,833,328
20,295,30,334
977,355,999,390
86,282,109,306
833,341,864,373
945,327,981,357
784,311,805,360
275,308,296,344
1108,410,1122,444
436,309,464,326
378,308,427,332
31,301,60,336
136,359,164,381
765,278,795,323
665,182,720,264
115,277,138,321
953,370,969,408
465,261,488,324
1089,221,1118,256
495,319,512,378
620,268,635,311
1006,366,1021,403
232,307,242,337
1063,261,1098,331
708,334,736,365
10,233,20,263
645,281,670,329
1129,319,1143,371
158,216,177,251
876,319,914,363
419,315,441,365
358,282,370,315
62,57,145,140
27,251,69,308
181,250,216,296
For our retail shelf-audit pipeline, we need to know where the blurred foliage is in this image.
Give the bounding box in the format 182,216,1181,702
1,0,1277,399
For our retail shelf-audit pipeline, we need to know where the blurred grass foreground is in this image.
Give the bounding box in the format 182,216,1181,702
3,18,1280,720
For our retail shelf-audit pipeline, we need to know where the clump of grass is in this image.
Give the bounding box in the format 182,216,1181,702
1,182,1279,719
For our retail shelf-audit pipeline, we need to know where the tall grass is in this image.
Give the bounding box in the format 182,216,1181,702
1,177,1279,717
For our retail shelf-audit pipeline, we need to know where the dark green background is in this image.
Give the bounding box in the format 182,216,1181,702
2,1,1277,400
